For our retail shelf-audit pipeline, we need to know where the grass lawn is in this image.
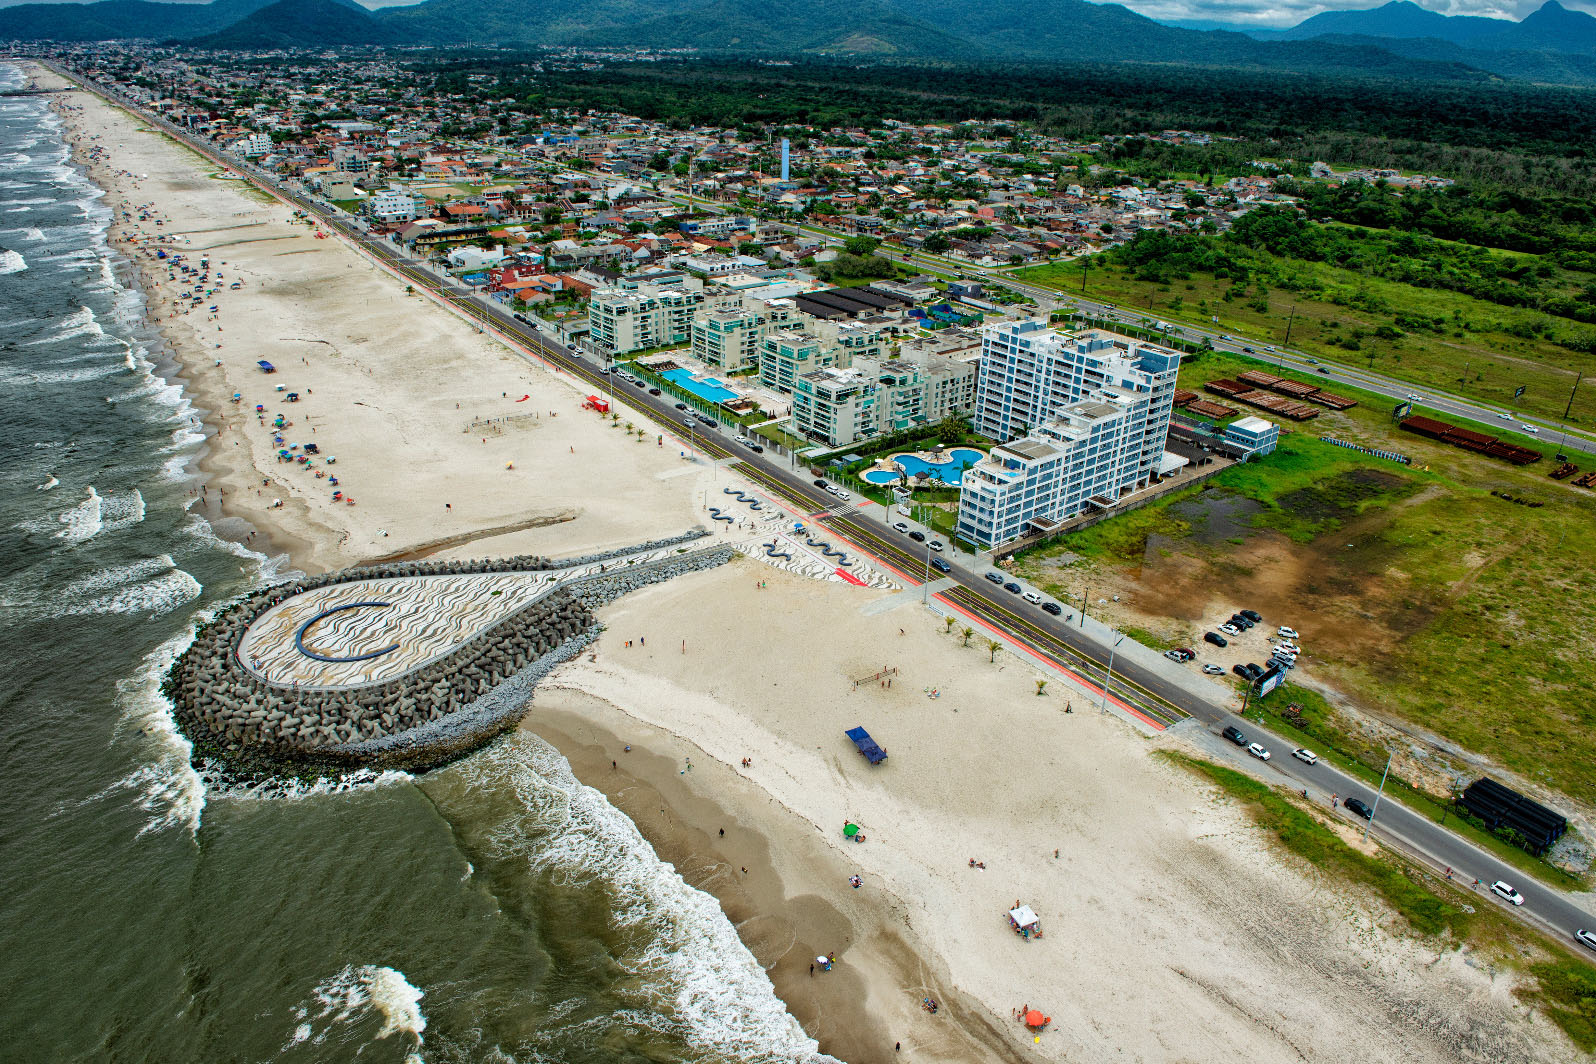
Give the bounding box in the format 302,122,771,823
1165,752,1596,1051
1017,257,1596,428
1017,364,1596,838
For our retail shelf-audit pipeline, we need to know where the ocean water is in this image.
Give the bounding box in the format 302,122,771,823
0,65,825,1064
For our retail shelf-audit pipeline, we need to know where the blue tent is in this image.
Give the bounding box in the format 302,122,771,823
846,726,887,765
257,360,276,373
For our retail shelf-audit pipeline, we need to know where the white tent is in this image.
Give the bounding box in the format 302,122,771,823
1009,905,1039,929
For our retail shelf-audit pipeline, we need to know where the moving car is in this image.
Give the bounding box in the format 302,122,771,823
1202,664,1225,675
1522,424,1539,434
1205,632,1228,648
1576,929,1596,951
1247,742,1270,761
1292,748,1318,765
930,557,952,574
1344,797,1373,820
1222,725,1247,746
1498,411,1514,420
1317,367,1331,374
1491,881,1525,906
1041,601,1062,616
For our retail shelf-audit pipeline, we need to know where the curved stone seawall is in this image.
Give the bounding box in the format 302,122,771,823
162,532,728,775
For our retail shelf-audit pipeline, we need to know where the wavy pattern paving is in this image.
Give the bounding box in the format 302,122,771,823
239,572,557,688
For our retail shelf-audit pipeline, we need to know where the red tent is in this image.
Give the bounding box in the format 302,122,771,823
586,395,610,413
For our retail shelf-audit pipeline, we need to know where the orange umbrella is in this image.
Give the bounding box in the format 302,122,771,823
1024,1010,1048,1028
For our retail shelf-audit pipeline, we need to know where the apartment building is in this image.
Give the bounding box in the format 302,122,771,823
589,279,707,354
974,322,1179,449
790,345,978,449
367,187,417,224
691,305,764,372
957,397,1146,548
793,367,878,448
759,333,836,395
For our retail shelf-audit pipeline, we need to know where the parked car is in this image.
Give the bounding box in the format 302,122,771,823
1277,626,1299,639
1022,590,1043,605
648,387,661,396
1222,725,1247,746
909,530,926,542
1247,742,1271,761
1244,663,1263,680
1240,610,1262,622
1219,624,1240,636
1491,881,1525,906
1174,647,1196,659
675,403,688,410
1292,748,1318,765
928,540,945,552
1041,601,1062,616
1205,632,1228,647
1167,650,1189,662
1004,582,1022,594
833,489,851,501
747,444,764,453
1202,664,1225,675
892,522,910,533
814,479,827,488
930,557,952,574
984,571,1006,585
1233,664,1252,679
1344,797,1373,820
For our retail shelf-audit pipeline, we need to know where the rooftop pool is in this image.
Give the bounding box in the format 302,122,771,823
660,368,739,405
862,448,984,485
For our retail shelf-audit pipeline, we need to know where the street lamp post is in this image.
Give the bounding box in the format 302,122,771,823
1101,630,1126,714
1365,751,1393,842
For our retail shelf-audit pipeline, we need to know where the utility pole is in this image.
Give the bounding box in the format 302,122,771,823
1079,588,1089,627
1282,304,1296,349
1364,751,1392,843
1564,372,1583,422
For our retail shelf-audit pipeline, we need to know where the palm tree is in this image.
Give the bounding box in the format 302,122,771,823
961,626,974,647
987,640,1002,663
1036,679,1048,696
944,616,956,634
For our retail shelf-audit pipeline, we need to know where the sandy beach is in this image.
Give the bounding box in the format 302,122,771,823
35,62,1588,1064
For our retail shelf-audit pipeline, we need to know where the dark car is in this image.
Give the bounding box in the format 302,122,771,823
1222,725,1247,746
814,479,827,488
633,379,647,388
1004,582,1022,594
648,387,661,396
675,403,688,410
1041,601,1062,616
1317,367,1331,375
1244,663,1263,680
1233,664,1251,679
1242,346,1255,354
747,443,764,453
1240,609,1262,622
909,530,926,542
930,556,952,573
984,571,1006,585
1205,632,1228,648
1344,797,1374,820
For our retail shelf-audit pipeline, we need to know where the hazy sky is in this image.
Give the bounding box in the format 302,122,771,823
1,0,1593,28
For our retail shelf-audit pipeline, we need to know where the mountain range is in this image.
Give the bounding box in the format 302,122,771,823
0,0,1591,85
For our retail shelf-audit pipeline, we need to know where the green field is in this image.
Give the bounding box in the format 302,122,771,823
1017,253,1596,427
1018,355,1596,829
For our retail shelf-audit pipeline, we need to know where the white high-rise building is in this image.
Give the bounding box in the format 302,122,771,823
957,323,1181,548
974,321,1179,446
589,280,707,354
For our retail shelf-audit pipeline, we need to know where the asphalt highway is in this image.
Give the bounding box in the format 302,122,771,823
70,69,1596,952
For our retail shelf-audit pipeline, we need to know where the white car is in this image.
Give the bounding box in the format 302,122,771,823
833,489,852,501
1202,664,1225,675
1022,590,1043,605
1292,748,1318,765
1491,881,1525,906
1247,743,1271,761
1498,411,1514,421
1576,929,1596,951
1219,623,1240,636
928,540,945,552
1277,626,1299,639
1522,424,1539,434
892,522,910,533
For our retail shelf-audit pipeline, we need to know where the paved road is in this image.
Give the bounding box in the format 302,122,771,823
68,68,1595,950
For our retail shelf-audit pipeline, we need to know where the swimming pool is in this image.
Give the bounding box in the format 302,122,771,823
660,368,739,405
862,448,984,485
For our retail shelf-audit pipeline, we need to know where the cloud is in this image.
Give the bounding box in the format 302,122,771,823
1121,0,1596,28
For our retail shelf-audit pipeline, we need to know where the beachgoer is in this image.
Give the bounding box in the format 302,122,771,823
719,828,724,837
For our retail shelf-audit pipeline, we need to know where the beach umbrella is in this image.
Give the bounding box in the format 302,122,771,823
1024,1011,1048,1029
843,823,859,838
